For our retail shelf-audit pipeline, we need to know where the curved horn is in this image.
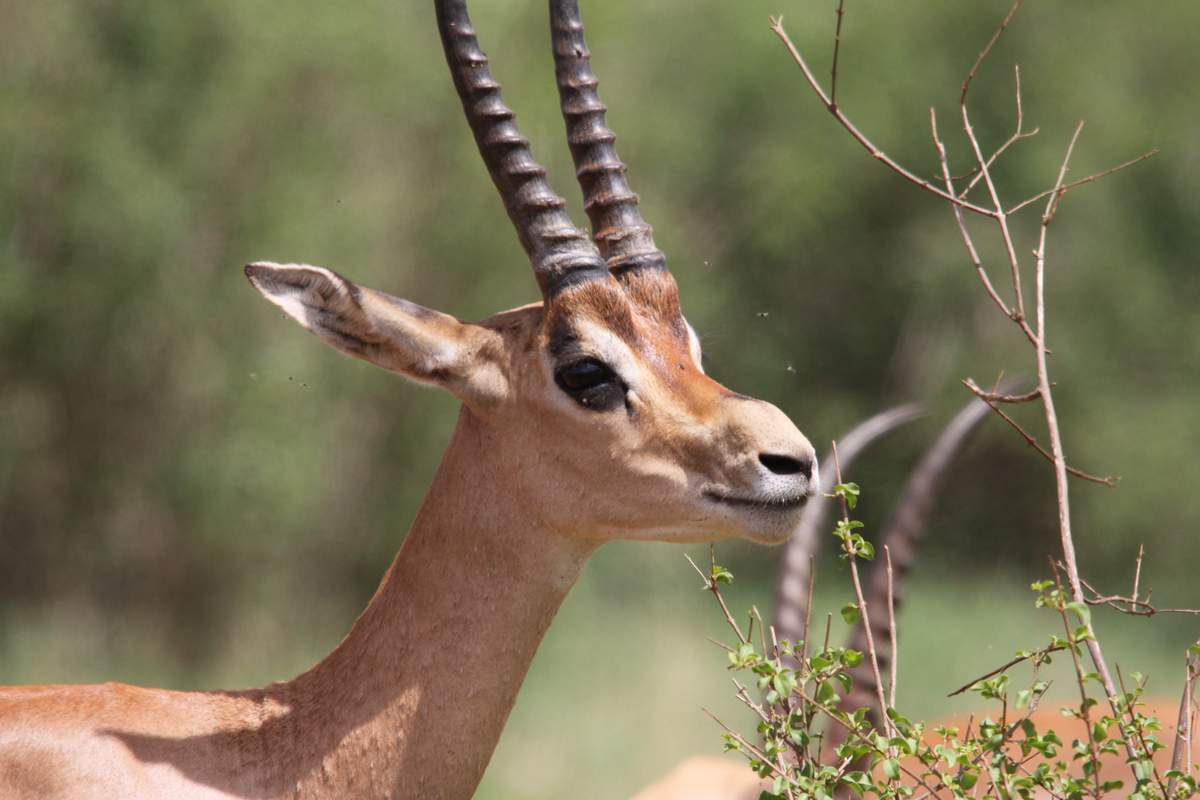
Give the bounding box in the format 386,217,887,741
435,0,608,297
774,404,925,651
549,0,668,277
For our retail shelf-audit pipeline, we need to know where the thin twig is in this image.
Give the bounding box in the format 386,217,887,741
686,550,747,643
960,65,1039,199
1035,121,1140,772
830,0,846,108
885,545,898,711
964,382,1118,486
1071,567,1200,616
961,377,1039,404
930,108,1021,328
796,689,948,798
769,17,998,218
961,101,1029,333
1050,563,1105,796
703,708,790,784
960,0,1022,105
946,644,1066,697
1132,543,1144,605
1007,149,1160,215
800,553,816,665
832,441,893,741
1167,644,1198,797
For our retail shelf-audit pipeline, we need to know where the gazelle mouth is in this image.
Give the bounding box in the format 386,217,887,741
702,489,809,511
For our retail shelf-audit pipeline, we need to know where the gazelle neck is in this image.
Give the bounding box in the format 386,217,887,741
286,405,596,799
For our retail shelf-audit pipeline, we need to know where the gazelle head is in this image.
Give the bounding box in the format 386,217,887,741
245,0,816,545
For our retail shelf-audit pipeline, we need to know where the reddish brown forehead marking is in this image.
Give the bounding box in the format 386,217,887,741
617,269,686,337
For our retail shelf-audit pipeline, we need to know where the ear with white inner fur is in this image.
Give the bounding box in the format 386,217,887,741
245,262,505,403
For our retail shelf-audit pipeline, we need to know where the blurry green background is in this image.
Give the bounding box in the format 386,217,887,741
2,0,1198,797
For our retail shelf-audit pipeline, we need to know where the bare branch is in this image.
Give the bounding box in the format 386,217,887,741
1007,148,1160,216
830,0,846,108
1168,645,1199,796
1070,566,1200,617
768,17,998,218
686,549,747,643
960,65,1039,200
885,545,898,710
960,0,1022,105
1033,121,1140,770
946,644,1066,697
930,108,1024,330
963,380,1118,486
831,442,893,741
962,377,1039,404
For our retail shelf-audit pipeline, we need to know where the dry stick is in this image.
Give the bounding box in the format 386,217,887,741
831,442,893,743
768,17,998,219
1034,122,1140,773
962,378,1118,486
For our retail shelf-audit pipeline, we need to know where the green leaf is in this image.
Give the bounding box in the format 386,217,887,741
1064,601,1091,625
841,602,860,625
883,758,901,780
834,482,860,509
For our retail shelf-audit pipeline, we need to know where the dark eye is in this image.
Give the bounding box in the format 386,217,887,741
554,359,625,411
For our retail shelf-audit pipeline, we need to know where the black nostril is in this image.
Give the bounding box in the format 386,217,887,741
759,453,813,479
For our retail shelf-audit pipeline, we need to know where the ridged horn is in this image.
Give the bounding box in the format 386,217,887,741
549,0,668,277
435,0,609,297
773,404,925,654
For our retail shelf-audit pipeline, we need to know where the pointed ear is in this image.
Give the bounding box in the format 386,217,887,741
245,262,506,403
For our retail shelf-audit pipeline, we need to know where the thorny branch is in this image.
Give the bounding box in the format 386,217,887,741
769,0,1172,787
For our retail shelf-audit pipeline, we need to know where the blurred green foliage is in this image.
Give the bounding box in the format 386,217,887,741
1,1,1197,797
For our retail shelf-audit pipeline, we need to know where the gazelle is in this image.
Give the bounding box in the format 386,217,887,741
0,1,818,798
